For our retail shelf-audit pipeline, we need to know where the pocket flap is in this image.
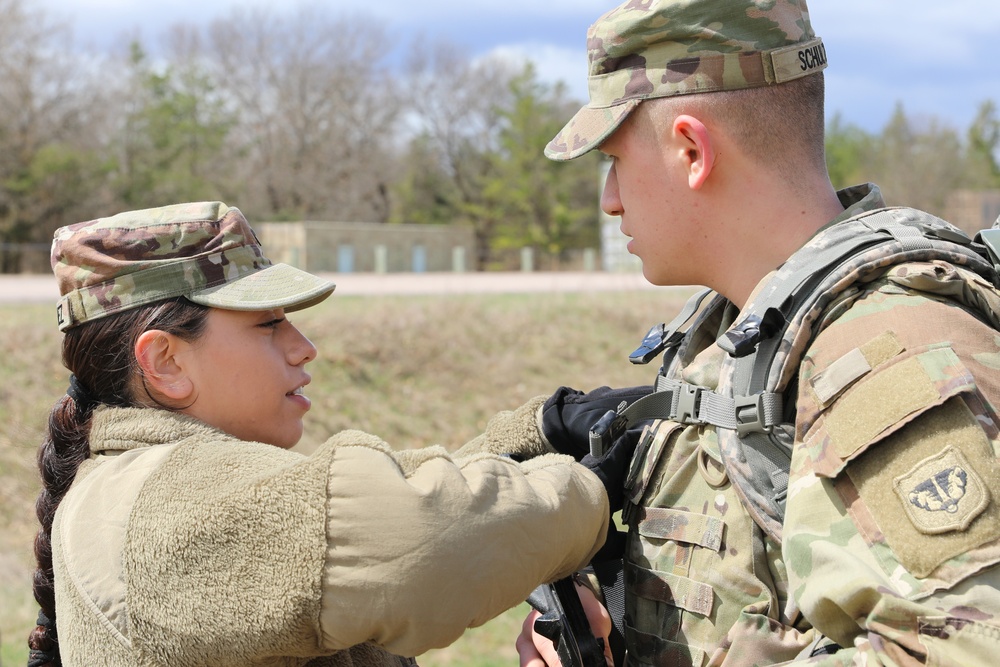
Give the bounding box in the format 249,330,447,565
805,345,976,478
637,507,725,551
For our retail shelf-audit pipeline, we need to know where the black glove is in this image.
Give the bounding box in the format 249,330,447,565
581,428,643,563
540,385,652,459
580,427,642,514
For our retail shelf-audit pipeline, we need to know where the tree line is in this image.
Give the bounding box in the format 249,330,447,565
2,0,998,273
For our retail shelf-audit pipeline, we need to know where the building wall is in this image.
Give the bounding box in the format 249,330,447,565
256,221,475,273
942,190,1000,236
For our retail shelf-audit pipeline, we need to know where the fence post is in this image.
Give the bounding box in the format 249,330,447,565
452,246,466,272
520,247,534,272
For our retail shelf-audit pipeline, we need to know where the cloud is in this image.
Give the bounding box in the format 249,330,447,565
483,43,590,103
34,0,1000,135
355,0,609,21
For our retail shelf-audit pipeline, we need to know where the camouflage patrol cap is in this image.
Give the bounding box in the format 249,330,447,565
51,202,335,331
546,0,828,161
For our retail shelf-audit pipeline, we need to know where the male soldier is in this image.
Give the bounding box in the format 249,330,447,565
520,0,1000,665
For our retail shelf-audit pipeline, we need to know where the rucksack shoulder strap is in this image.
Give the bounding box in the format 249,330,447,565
607,206,1000,544
716,206,997,542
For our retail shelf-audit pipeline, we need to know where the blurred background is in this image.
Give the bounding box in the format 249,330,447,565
2,0,999,276
2,0,1000,663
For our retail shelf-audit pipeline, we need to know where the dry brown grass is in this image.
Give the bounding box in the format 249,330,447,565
0,288,695,665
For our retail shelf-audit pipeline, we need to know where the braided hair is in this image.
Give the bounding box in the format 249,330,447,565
28,298,210,666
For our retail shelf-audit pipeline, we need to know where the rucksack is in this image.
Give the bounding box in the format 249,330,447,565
594,205,1000,544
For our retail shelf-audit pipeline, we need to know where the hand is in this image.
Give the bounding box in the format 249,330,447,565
540,385,652,459
517,582,613,667
580,427,642,514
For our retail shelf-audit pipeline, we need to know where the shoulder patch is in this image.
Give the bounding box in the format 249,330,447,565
844,397,1000,579
893,445,989,535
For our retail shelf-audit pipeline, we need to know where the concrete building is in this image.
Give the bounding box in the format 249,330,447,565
942,190,1000,237
256,221,475,273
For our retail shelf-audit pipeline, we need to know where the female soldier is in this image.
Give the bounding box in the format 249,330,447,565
27,202,610,666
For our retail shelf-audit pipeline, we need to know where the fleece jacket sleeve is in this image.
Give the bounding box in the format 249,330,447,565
453,394,556,459
319,430,608,657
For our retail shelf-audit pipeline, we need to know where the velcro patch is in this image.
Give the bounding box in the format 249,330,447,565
893,446,989,535
810,331,905,408
845,397,1000,578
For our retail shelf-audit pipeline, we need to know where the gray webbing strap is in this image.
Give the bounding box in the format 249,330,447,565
861,210,933,253
615,379,783,435
723,208,959,519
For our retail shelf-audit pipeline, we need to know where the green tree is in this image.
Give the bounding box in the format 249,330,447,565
391,135,461,227
115,42,235,208
0,0,109,271
395,48,600,269
964,100,1000,189
487,65,600,266
824,112,873,190
870,102,963,214
394,39,512,268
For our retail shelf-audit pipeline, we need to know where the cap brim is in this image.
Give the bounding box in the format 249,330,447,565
544,99,642,161
188,263,335,313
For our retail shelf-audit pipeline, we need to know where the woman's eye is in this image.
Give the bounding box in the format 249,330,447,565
259,318,285,329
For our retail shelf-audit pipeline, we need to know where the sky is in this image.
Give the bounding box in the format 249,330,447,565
35,0,1000,135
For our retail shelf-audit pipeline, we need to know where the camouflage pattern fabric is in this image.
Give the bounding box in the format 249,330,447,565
51,202,335,331
714,184,997,544
546,0,828,160
621,185,1000,665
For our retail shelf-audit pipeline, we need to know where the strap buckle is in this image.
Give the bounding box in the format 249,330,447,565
675,383,705,425
734,393,772,436
589,409,628,458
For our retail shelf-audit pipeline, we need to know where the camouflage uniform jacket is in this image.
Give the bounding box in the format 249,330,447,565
623,183,1000,666
51,398,608,666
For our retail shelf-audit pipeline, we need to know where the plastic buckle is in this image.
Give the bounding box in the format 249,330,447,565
629,323,684,365
589,409,628,458
734,393,771,436
675,384,704,425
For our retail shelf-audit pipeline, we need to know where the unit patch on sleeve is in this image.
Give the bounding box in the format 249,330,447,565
893,445,989,535
843,396,1000,579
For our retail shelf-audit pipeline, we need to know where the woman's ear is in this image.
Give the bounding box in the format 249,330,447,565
673,114,715,190
134,330,193,402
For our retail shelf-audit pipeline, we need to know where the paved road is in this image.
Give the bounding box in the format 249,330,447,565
0,271,660,304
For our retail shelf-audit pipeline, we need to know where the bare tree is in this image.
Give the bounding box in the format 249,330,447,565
401,39,519,268
179,6,403,222
0,0,113,270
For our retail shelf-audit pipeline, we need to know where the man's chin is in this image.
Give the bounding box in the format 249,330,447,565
640,265,670,287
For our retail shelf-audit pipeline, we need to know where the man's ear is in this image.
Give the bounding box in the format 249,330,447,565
134,330,193,402
673,114,715,190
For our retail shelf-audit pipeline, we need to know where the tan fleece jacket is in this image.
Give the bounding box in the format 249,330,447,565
51,397,608,666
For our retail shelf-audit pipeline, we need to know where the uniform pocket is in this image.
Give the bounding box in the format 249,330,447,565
629,507,722,616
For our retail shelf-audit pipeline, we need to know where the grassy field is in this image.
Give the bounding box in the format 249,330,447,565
0,287,694,665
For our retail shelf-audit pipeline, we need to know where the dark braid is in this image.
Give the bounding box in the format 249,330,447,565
28,298,210,666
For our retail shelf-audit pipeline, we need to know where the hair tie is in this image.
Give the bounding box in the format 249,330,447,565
67,374,97,409
27,610,58,667
28,648,57,667
36,609,55,629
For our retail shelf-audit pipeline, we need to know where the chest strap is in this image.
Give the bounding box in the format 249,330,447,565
589,378,784,456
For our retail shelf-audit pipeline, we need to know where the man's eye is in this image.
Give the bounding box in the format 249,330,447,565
260,318,285,329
